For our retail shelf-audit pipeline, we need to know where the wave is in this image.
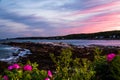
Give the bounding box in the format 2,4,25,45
0,47,31,63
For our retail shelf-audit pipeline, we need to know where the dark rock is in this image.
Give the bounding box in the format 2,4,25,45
1,42,120,70
12,52,18,56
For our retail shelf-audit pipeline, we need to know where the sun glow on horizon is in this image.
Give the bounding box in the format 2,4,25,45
0,0,120,38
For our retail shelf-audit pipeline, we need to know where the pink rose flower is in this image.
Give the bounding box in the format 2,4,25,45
107,53,116,62
8,65,13,70
3,75,9,80
8,64,20,70
45,77,50,80
48,70,52,78
13,64,20,69
23,64,32,71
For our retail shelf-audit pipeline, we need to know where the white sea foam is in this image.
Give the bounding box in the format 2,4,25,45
3,47,15,50
0,47,31,63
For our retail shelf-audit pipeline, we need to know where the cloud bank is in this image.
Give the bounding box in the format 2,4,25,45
0,0,120,38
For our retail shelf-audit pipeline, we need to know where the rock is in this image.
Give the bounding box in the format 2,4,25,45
12,52,18,56
1,42,120,70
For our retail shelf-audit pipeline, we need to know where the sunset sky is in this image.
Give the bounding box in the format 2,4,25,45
0,0,120,38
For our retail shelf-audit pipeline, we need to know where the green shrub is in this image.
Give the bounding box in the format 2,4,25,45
50,48,95,80
1,48,120,80
93,48,120,80
108,55,120,80
50,48,72,80
0,62,51,80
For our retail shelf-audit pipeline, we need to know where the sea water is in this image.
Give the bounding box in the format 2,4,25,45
0,44,31,62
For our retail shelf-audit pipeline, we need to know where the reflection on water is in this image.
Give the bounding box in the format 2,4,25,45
1,39,120,46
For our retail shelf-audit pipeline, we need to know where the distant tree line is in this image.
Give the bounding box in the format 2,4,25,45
9,30,120,40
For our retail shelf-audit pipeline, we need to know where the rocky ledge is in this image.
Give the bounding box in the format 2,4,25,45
1,42,120,71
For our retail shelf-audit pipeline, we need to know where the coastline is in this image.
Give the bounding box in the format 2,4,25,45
0,42,120,70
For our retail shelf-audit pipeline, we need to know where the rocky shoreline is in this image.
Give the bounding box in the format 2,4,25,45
0,42,120,71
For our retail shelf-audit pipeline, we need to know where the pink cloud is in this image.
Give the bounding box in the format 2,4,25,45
78,12,120,33
60,11,120,34
66,0,120,22
73,1,120,15
62,0,120,34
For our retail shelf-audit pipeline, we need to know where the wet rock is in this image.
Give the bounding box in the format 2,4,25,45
1,42,120,70
12,52,18,56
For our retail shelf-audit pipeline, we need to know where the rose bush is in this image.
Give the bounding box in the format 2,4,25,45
0,48,120,80
0,62,49,80
93,52,120,80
